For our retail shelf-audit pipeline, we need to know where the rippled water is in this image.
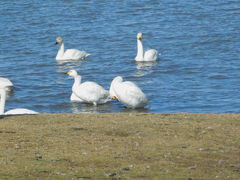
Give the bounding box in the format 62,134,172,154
0,0,239,113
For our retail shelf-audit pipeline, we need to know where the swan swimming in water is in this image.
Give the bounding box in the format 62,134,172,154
110,76,148,109
0,88,38,115
0,77,13,91
55,37,90,61
66,70,110,106
135,32,158,62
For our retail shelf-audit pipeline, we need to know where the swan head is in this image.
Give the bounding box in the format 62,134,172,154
137,32,143,40
66,70,78,78
56,36,63,45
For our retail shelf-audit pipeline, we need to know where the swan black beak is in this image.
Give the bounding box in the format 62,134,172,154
55,42,58,45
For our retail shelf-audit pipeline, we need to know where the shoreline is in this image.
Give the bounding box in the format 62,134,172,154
0,113,239,179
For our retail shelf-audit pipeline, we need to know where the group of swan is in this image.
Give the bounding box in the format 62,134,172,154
63,32,157,108
67,70,148,109
0,32,157,115
56,32,158,62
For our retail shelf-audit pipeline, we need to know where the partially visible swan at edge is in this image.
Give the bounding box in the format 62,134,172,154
0,88,38,115
135,32,158,62
55,37,90,61
110,76,148,109
66,70,110,106
0,77,13,91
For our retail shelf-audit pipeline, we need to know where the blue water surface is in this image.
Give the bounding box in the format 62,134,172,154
0,0,239,113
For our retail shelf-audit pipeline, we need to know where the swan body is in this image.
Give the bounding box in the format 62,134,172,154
70,92,84,102
4,108,39,115
67,70,110,105
135,32,158,62
55,37,90,61
0,88,38,115
0,77,13,91
110,76,148,108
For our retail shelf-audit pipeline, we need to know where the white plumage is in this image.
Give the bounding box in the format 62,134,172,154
0,88,38,115
0,77,13,91
70,92,84,102
55,37,90,61
110,76,148,109
4,108,39,115
135,32,158,62
67,70,110,106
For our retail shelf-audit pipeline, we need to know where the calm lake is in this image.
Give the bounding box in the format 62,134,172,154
0,0,239,113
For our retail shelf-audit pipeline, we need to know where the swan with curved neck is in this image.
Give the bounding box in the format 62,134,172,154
55,37,90,61
66,70,110,106
110,76,148,109
0,88,38,115
135,32,158,62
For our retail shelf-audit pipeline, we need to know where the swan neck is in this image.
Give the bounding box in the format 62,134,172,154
56,43,65,58
109,81,116,97
110,77,122,97
136,39,144,61
73,75,81,90
0,89,6,114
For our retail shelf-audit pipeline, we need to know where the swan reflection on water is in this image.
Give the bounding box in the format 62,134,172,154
56,60,84,73
70,101,149,113
135,61,157,77
71,102,113,113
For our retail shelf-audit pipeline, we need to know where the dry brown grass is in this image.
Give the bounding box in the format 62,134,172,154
0,113,239,179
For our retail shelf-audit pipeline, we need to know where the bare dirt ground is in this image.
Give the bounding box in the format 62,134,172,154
0,113,239,179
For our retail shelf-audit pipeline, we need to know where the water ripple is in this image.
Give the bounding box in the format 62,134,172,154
0,0,239,113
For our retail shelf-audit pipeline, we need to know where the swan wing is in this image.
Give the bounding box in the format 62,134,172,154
144,49,158,61
5,108,39,115
64,49,90,60
70,92,84,102
115,81,148,108
73,82,109,104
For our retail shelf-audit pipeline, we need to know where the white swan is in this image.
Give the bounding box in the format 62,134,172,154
135,32,158,62
0,77,13,91
0,88,38,115
66,70,110,106
55,37,90,61
110,76,148,108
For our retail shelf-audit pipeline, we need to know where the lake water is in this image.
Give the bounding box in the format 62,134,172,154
0,0,239,113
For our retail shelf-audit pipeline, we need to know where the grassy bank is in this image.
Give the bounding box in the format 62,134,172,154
0,113,239,179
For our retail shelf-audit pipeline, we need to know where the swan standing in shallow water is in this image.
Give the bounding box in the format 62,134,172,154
135,32,158,62
55,37,90,61
66,70,110,106
0,77,13,91
110,76,148,109
0,88,38,115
